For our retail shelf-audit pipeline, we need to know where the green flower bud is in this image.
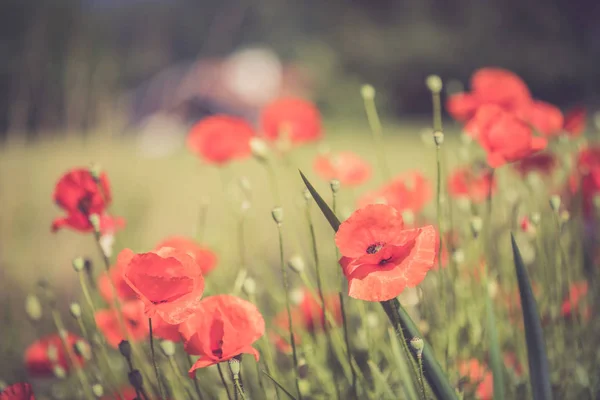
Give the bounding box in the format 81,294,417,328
72,257,85,272
360,84,375,100
25,294,43,321
271,207,284,224
69,302,82,319
426,75,443,94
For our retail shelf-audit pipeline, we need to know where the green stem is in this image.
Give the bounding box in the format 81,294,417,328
148,318,165,399
417,356,427,400
187,355,205,400
339,292,358,399
362,87,391,181
218,363,234,400
168,356,195,400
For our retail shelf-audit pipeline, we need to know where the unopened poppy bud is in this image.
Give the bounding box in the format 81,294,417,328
297,358,309,378
330,179,340,193
92,384,104,398
433,130,444,146
118,340,132,359
426,75,443,94
250,138,270,162
89,163,103,181
560,210,570,224
452,249,465,265
549,195,561,211
366,312,379,329
88,214,101,232
72,257,85,272
242,277,257,296
47,344,59,362
290,288,305,305
401,210,415,226
75,340,92,360
53,365,67,379
410,337,424,356
25,294,43,321
160,340,176,357
271,207,284,224
302,188,312,201
288,255,305,273
470,216,483,238
228,358,241,376
530,212,541,225
128,370,144,389
69,302,82,319
360,84,376,100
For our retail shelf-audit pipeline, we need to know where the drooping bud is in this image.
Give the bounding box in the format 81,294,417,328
74,340,92,360
426,75,443,94
88,214,101,232
271,207,284,224
250,138,270,163
410,337,424,357
25,294,43,321
470,216,483,238
128,370,144,390
549,195,561,212
53,365,67,379
89,163,102,181
433,130,444,146
287,255,305,274
72,257,85,272
160,341,176,357
69,303,82,319
297,358,309,378
360,84,376,100
530,212,541,225
92,384,104,398
228,358,241,376
118,340,132,359
330,179,340,194
242,277,257,296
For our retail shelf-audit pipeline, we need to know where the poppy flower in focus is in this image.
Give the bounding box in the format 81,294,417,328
24,333,87,377
358,171,432,215
466,105,547,168
335,204,436,302
513,153,557,177
0,383,35,400
179,295,265,373
120,247,205,324
187,115,254,165
563,106,586,136
313,151,371,186
98,262,138,304
95,300,149,348
561,281,590,320
154,236,218,276
261,97,322,144
448,165,496,203
524,101,564,137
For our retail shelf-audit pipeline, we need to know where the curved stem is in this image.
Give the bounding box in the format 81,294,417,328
218,363,234,400
148,318,164,399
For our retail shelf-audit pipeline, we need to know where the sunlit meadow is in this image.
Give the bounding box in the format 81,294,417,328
0,69,598,400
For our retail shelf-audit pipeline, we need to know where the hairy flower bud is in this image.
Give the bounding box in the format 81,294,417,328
288,255,305,273
118,340,132,359
72,257,85,272
360,84,375,100
426,75,443,94
69,302,82,319
128,370,144,389
271,207,284,224
25,294,43,321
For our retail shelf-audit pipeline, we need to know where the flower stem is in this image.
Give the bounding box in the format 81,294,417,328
218,363,234,400
417,355,427,400
339,292,358,399
148,318,165,399
187,355,206,400
361,85,391,181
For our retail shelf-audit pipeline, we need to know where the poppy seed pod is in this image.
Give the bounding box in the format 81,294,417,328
426,75,443,94
74,340,92,361
228,358,241,376
410,337,424,356
72,257,86,272
69,303,82,319
361,84,375,100
92,384,104,398
271,207,284,224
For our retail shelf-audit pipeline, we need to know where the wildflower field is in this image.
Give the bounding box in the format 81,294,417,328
1,69,598,400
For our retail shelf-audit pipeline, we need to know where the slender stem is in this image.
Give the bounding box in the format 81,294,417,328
218,363,234,400
187,355,205,400
234,378,247,400
262,370,298,400
148,318,164,399
168,357,195,400
417,356,427,400
362,87,391,181
339,292,358,399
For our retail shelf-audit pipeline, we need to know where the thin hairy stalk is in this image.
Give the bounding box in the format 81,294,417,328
417,356,427,400
168,357,195,400
361,85,391,181
148,318,165,399
339,292,358,399
218,363,234,400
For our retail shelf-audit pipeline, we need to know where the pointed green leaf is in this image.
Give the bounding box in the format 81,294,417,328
299,170,340,232
511,233,552,400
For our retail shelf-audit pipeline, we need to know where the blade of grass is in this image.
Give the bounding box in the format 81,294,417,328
262,370,298,400
367,361,397,399
511,233,553,400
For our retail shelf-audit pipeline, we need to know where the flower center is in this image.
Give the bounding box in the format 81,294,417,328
212,340,224,359
366,242,384,254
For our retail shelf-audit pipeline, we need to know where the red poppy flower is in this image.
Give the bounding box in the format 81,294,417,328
154,236,218,276
523,101,564,137
0,383,35,400
313,151,371,186
475,373,493,400
358,171,432,215
98,262,138,304
151,315,183,342
520,217,534,234
95,300,149,348
571,147,600,216
563,106,586,136
335,204,436,302
261,97,322,144
448,165,496,203
561,281,590,319
466,105,547,168
120,247,205,324
513,152,557,177
187,115,254,164
179,295,265,373
24,333,87,377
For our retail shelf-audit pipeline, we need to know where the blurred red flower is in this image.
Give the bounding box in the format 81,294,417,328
335,204,436,302
563,106,586,136
313,151,371,186
358,171,432,215
179,295,265,373
0,383,35,400
261,97,322,144
98,262,138,304
513,152,557,177
524,101,564,137
448,165,496,203
458,359,492,400
466,105,547,168
155,236,218,276
120,247,205,324
187,115,254,164
24,333,87,378
561,281,590,320
95,300,149,348
571,147,600,216
503,352,524,377
151,315,183,342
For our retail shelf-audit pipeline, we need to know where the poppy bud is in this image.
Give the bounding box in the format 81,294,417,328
360,84,375,100
74,340,92,360
47,344,59,362
128,370,144,389
297,358,309,378
72,257,86,272
549,195,561,212
433,130,445,146
69,302,82,319
92,384,104,398
470,216,483,238
228,358,241,376
53,365,67,379
271,207,284,224
410,337,424,357
242,277,257,296
25,294,43,321
287,255,305,274
452,249,465,265
88,214,101,232
290,288,305,305
560,210,570,224
330,179,340,193
302,188,312,201
530,212,541,225
250,138,270,162
118,340,132,359
426,75,443,94
89,163,103,181
401,210,415,226
160,340,176,357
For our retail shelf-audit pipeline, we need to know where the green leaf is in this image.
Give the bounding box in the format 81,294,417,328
299,170,458,400
511,233,553,400
262,370,298,400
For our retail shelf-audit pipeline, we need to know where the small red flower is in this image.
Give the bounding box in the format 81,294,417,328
154,236,218,276
0,383,35,400
524,101,564,137
179,295,265,373
95,300,149,348
563,106,586,136
24,333,87,378
448,165,496,203
187,116,254,164
358,171,432,214
120,247,205,324
513,152,557,177
466,105,547,168
335,204,436,302
313,151,371,186
561,281,590,319
261,97,322,144
98,262,138,304
571,147,600,216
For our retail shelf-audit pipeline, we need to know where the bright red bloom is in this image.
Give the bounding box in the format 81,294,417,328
448,165,496,203
187,115,254,164
98,262,138,304
561,281,590,319
95,300,149,348
358,171,432,214
335,204,436,302
151,316,183,342
154,236,218,276
313,151,371,186
563,106,586,136
524,101,564,137
261,97,322,144
179,295,265,373
466,105,547,168
120,247,205,324
513,152,557,177
0,383,35,400
24,333,87,378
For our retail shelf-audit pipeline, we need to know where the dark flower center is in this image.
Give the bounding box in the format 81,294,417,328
212,340,224,359
366,242,384,254
77,195,93,215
